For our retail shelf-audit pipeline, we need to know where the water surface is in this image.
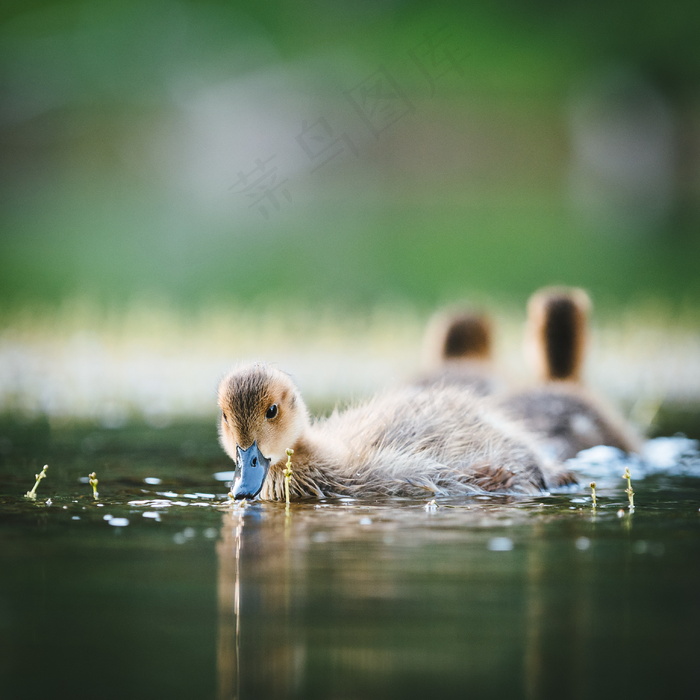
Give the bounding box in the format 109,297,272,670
1,421,698,700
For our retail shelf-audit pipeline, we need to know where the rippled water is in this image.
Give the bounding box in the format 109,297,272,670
1,422,699,700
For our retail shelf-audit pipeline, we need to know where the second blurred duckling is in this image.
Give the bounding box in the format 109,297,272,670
413,308,500,395
499,287,641,461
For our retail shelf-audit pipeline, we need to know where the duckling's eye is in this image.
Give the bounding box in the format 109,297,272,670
222,412,228,424
265,404,278,420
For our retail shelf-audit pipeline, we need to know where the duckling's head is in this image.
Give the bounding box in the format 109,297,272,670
422,308,492,368
217,363,309,499
526,286,591,382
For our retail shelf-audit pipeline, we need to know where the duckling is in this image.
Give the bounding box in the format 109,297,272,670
499,287,641,461
413,308,499,395
217,362,571,501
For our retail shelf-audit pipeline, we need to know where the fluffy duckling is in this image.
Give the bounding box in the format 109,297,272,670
217,363,571,501
499,287,641,461
413,308,499,395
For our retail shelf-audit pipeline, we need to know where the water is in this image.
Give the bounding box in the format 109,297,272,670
1,421,699,700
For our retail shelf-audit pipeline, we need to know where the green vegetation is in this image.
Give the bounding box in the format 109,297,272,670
1,1,699,316
3,193,700,314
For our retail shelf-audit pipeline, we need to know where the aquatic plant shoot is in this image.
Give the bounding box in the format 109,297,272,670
623,467,635,510
284,448,294,508
24,464,48,500
89,472,99,500
590,481,597,508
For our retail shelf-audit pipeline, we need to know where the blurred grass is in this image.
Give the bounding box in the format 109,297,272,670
2,182,700,312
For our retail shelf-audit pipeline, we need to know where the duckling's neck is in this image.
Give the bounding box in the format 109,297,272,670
260,432,350,501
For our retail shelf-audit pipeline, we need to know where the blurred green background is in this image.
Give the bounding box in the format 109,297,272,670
1,0,699,426
1,0,699,312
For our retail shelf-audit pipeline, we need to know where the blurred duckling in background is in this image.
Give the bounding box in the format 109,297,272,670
498,286,642,461
412,308,501,395
217,363,573,501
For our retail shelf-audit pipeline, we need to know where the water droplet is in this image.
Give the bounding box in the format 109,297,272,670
488,537,513,552
108,518,129,527
632,540,648,554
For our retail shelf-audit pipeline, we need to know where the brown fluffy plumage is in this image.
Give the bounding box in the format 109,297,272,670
217,363,571,501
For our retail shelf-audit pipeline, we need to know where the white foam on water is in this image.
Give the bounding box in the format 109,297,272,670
567,436,700,486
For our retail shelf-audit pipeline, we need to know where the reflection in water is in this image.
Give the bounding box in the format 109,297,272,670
1,427,698,700
213,486,699,699
522,520,597,700
217,505,308,700
213,437,700,698
215,499,555,698
523,523,546,700
217,508,242,700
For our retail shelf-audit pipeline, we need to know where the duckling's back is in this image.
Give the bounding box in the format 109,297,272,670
315,384,560,495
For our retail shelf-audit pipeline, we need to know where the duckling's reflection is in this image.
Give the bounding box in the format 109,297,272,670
216,508,242,700
215,499,636,699
523,519,595,698
216,505,306,700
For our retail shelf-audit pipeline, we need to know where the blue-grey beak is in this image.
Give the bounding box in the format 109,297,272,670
232,441,271,500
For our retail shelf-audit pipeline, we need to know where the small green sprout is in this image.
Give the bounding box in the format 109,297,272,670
25,464,49,500
623,466,635,510
283,448,294,509
589,482,597,509
89,472,99,500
